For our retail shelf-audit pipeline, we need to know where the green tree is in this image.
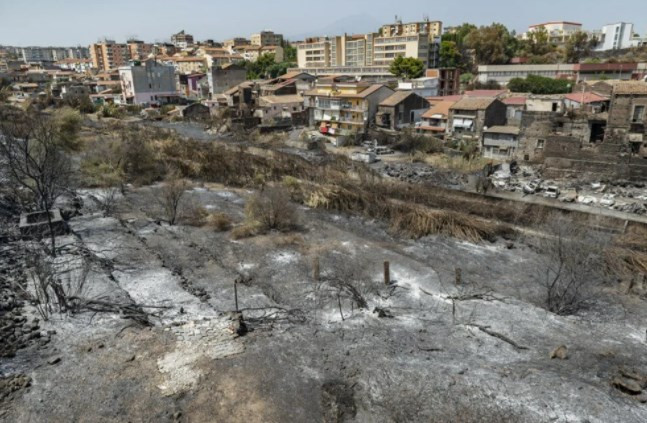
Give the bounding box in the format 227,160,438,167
508,74,571,94
389,56,424,79
523,27,553,58
439,41,462,68
283,44,297,62
441,23,477,46
564,31,597,63
245,53,276,79
464,23,516,65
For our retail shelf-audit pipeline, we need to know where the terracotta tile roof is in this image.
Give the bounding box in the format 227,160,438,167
450,97,497,111
564,92,609,104
379,91,417,107
422,100,455,118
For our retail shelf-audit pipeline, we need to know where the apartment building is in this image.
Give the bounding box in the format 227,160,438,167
127,40,153,61
231,45,284,62
250,31,283,47
524,21,583,44
171,30,194,48
118,59,177,105
329,34,375,67
380,19,442,39
373,34,430,68
297,38,332,68
20,46,89,62
223,38,250,49
163,56,207,75
90,40,130,71
595,23,640,51
303,81,394,136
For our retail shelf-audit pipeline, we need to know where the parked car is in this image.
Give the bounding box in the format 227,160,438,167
523,179,542,194
543,186,560,199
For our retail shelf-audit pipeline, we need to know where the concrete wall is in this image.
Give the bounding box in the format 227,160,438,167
208,66,246,96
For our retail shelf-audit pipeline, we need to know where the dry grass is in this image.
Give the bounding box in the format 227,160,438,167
389,204,498,243
230,222,263,240
271,233,305,248
206,212,233,232
245,186,299,232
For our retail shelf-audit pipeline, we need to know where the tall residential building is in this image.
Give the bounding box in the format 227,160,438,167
171,30,194,48
20,46,88,62
373,34,431,68
90,40,130,71
380,19,443,39
297,37,332,68
119,59,177,105
330,34,375,67
250,31,283,47
127,40,153,60
296,18,442,72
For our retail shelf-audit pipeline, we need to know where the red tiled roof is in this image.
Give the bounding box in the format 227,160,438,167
564,92,609,104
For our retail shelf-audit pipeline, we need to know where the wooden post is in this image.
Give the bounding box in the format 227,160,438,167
384,261,390,285
455,268,462,286
313,256,320,282
234,280,239,312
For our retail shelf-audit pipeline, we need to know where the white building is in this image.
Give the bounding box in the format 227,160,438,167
118,60,178,105
595,23,640,51
524,21,583,44
397,77,439,98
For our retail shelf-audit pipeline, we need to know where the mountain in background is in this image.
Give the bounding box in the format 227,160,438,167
287,14,383,41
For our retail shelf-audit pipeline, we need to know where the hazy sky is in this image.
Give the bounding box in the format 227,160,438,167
1,0,646,46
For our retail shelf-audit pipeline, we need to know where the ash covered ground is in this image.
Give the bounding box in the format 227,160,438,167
2,185,647,422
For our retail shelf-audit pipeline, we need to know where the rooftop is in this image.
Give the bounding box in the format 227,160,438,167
613,81,647,95
450,97,497,111
564,92,609,104
464,89,506,98
379,91,419,107
422,100,455,118
260,94,303,104
484,126,520,135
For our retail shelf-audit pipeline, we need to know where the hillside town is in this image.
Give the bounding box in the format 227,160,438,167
2,6,647,422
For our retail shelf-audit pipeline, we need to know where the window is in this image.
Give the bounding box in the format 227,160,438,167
536,139,545,149
632,105,645,123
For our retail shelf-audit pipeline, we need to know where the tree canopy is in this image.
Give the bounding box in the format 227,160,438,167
245,53,296,80
389,56,425,79
464,23,517,65
507,74,571,94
